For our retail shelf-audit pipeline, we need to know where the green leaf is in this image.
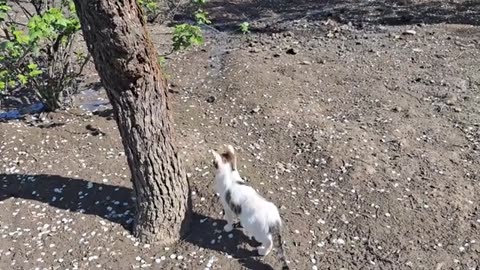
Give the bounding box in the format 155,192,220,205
192,0,207,5
29,69,43,77
0,3,11,22
195,10,211,25
239,22,250,34
172,24,204,51
145,2,157,11
27,63,38,70
13,30,30,44
17,74,28,84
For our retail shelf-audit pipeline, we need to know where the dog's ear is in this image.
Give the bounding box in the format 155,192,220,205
211,149,222,169
225,145,237,170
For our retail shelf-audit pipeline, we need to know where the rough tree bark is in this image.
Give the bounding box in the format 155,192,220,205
72,0,191,244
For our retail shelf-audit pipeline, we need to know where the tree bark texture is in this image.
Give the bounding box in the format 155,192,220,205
72,0,190,244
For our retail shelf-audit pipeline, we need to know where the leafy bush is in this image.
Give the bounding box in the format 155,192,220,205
137,0,160,23
0,0,89,111
169,0,211,53
172,23,204,51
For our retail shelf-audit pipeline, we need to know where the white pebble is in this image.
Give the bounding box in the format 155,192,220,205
88,255,98,261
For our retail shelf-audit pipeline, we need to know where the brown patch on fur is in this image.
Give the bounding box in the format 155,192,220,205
220,152,236,171
212,146,238,171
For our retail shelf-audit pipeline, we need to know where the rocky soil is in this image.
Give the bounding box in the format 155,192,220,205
1,0,479,269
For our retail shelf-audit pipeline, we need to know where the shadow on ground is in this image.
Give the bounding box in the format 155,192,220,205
0,173,135,230
176,0,480,32
0,173,274,270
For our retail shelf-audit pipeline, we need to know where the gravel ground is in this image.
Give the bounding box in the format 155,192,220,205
1,0,480,269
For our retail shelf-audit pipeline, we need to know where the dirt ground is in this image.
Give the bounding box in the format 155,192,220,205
1,0,480,269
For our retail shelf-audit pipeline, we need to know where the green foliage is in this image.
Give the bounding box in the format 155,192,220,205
137,0,160,22
239,21,250,34
0,1,10,22
194,10,211,25
168,0,211,53
172,24,204,51
157,55,166,67
192,0,207,5
0,0,88,111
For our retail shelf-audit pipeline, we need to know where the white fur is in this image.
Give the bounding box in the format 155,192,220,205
211,147,282,256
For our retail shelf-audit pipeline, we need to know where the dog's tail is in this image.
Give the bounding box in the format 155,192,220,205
270,222,290,270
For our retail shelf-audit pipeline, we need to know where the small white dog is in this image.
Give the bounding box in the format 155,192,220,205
211,145,289,269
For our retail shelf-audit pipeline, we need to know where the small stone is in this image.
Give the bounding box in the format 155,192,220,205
403,30,417,35
453,107,462,112
286,48,298,55
332,238,345,245
393,106,403,112
300,60,312,65
251,106,261,114
206,96,216,103
445,94,457,105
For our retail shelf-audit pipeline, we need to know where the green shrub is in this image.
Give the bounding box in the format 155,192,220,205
172,23,204,51
0,0,89,111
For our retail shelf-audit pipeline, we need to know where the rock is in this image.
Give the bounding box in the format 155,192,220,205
300,60,312,65
453,107,462,112
206,96,216,103
365,164,376,175
393,106,403,112
249,47,260,53
286,48,298,55
229,118,238,128
273,53,281,58
251,106,261,114
403,29,417,35
445,94,457,105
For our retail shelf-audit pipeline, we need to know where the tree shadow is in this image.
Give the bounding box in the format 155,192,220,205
184,212,275,270
0,173,136,230
179,0,480,33
0,173,275,270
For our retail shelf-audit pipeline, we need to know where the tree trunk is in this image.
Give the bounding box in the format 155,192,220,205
72,0,191,244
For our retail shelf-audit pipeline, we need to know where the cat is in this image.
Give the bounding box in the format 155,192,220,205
211,145,289,270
